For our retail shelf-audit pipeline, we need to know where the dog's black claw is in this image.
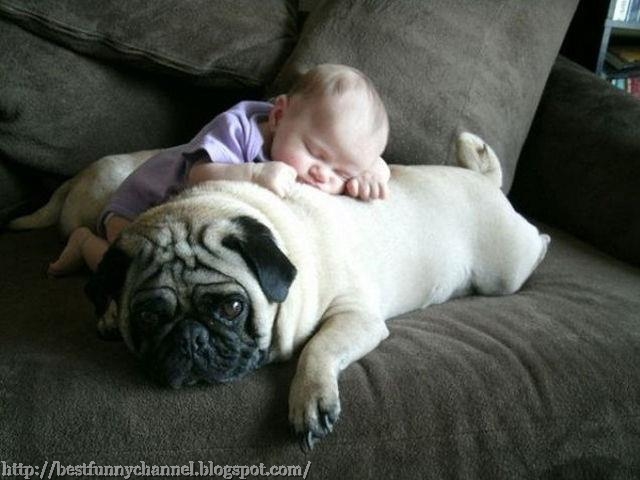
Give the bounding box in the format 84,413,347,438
321,413,334,434
309,431,320,450
298,431,317,453
293,400,341,452
97,327,121,341
297,433,307,453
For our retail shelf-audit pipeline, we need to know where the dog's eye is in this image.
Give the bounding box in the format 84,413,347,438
199,293,247,321
138,310,159,326
217,299,244,320
130,294,174,330
132,310,164,334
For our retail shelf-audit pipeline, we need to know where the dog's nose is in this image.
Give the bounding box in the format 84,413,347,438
179,320,210,355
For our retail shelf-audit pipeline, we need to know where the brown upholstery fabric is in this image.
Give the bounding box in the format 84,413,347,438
511,57,640,267
0,0,298,87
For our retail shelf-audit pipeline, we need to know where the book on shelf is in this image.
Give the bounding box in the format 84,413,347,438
612,0,640,21
613,0,631,20
606,48,640,71
631,0,640,21
633,77,640,97
610,45,640,62
610,75,640,99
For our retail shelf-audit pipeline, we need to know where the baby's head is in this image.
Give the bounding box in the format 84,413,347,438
267,64,389,194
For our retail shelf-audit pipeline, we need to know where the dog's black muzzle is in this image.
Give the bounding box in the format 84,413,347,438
143,318,268,388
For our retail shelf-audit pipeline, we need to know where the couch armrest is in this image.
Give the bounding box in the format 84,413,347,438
510,56,640,266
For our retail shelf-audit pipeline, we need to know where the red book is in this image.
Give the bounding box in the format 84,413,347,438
630,77,640,99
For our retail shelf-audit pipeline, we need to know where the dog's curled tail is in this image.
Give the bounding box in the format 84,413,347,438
456,132,503,189
8,179,73,231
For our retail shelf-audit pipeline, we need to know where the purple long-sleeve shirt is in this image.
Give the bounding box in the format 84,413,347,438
98,101,272,235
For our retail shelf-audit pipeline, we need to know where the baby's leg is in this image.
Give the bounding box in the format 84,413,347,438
48,227,109,276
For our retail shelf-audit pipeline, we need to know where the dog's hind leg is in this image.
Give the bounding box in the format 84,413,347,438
456,132,502,189
473,230,550,297
8,179,73,231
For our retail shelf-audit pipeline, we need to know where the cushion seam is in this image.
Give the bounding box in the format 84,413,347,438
0,1,264,84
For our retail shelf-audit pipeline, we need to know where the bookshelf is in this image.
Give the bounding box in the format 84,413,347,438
597,0,640,97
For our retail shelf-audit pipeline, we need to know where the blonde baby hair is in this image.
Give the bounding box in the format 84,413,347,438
288,64,389,140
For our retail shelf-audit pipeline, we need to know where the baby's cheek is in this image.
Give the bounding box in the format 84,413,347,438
277,154,305,176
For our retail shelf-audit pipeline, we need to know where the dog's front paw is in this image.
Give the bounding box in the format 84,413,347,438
289,372,341,452
97,301,121,341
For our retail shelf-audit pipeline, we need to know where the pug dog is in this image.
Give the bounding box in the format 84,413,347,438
10,133,549,450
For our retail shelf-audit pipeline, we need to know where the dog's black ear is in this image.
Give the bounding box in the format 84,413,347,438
84,245,132,317
222,216,297,303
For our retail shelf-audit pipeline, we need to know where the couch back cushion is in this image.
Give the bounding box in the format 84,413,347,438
0,17,265,227
270,0,578,191
0,0,298,87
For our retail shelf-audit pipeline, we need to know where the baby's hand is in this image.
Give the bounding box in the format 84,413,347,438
345,158,391,201
252,161,297,198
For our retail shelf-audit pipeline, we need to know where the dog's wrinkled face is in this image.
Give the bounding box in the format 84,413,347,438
86,215,296,388
128,262,264,387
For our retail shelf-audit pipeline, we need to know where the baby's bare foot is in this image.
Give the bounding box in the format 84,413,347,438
48,227,92,277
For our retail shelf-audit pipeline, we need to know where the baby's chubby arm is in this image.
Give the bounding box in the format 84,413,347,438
187,160,297,198
345,157,391,201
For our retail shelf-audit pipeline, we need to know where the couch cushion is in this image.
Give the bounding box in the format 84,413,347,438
0,158,34,225
1,223,639,478
270,0,578,191
0,19,260,224
511,56,640,267
0,0,298,87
